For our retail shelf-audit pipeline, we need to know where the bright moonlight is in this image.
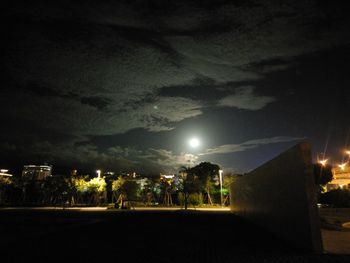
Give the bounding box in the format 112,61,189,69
189,138,200,148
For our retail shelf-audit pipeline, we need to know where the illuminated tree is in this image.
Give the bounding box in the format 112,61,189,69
0,176,12,204
221,173,236,206
72,176,89,204
139,177,158,206
112,176,125,203
160,176,176,206
87,177,107,205
112,176,138,208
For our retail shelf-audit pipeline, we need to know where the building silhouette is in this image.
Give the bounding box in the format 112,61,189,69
22,165,52,180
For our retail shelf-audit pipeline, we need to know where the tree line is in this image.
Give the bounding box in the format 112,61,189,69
0,162,234,209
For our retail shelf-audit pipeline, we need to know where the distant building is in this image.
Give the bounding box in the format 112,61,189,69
327,165,350,191
160,174,175,179
0,169,12,177
22,165,52,180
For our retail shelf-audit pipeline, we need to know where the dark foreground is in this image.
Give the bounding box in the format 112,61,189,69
0,209,349,262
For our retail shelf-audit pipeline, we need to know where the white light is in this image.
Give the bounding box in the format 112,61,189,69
96,170,101,178
338,163,347,170
189,138,200,148
219,170,223,207
319,159,328,166
161,174,175,179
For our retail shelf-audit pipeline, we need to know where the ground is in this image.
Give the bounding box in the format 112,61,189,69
320,208,350,254
0,208,349,262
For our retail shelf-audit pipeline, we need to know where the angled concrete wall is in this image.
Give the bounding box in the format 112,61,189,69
230,142,323,252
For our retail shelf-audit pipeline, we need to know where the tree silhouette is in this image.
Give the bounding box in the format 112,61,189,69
314,163,333,186
179,162,220,209
188,162,220,205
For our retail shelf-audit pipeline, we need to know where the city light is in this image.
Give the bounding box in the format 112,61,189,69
96,169,101,178
0,169,12,177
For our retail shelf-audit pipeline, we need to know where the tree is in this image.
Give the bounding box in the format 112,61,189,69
139,178,157,206
179,163,215,210
112,176,138,209
160,176,177,206
187,162,220,205
41,175,72,206
221,173,236,206
320,189,350,207
0,176,12,205
314,163,333,193
87,177,107,205
72,176,89,204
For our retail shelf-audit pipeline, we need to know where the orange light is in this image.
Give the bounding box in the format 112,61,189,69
338,163,347,170
319,159,328,166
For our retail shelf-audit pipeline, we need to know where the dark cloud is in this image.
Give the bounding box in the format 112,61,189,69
201,136,305,156
80,97,112,111
218,86,275,111
2,0,350,173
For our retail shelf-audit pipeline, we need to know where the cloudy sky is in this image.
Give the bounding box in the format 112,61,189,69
2,0,350,175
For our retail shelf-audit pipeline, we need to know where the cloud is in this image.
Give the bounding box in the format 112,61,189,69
218,86,275,110
3,0,350,172
0,88,202,136
140,149,198,171
201,136,305,156
165,1,350,70
21,142,140,172
15,141,198,174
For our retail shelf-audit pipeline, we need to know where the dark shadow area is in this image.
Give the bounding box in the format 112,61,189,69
0,210,350,262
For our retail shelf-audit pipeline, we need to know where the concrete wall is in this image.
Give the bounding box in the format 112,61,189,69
230,142,323,252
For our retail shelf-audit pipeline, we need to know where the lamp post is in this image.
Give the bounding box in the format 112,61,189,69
219,169,223,207
346,151,350,162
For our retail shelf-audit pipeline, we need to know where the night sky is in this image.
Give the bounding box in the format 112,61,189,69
2,0,350,175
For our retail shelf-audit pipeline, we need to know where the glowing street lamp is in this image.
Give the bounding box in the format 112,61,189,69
219,169,223,207
338,163,347,171
319,159,328,167
96,169,101,178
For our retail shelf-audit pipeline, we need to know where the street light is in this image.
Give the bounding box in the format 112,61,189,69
96,169,101,178
319,159,328,167
346,151,350,162
219,169,223,207
338,163,347,171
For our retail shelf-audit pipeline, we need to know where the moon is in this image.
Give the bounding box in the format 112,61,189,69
189,137,200,148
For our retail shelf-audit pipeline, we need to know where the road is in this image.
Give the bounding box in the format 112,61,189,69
0,208,349,262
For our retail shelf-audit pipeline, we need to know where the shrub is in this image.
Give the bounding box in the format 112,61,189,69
319,189,350,207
